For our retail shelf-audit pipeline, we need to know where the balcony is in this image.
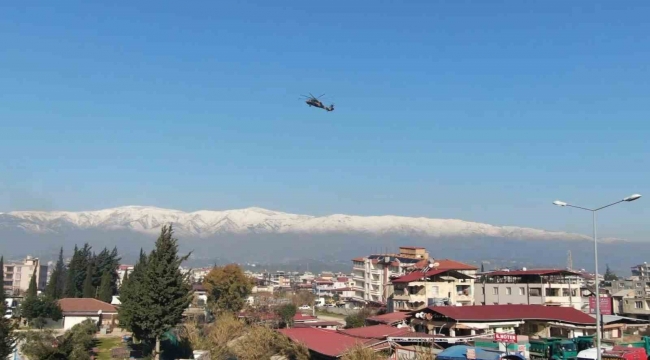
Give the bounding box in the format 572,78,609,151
455,294,474,303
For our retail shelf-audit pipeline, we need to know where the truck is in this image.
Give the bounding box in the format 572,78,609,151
602,346,647,360
530,338,579,360
618,337,650,359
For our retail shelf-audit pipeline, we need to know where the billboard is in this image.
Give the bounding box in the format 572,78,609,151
589,296,612,315
494,333,518,343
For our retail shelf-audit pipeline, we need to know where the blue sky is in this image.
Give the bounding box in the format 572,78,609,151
1,1,648,240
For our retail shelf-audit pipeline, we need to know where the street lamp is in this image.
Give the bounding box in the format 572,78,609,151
553,194,641,360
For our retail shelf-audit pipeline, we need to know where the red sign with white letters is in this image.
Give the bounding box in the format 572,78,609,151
494,333,517,343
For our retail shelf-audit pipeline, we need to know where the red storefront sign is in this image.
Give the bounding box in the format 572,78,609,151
494,333,517,343
589,296,613,315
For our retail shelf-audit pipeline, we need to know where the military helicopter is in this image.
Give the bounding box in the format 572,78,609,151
301,93,334,112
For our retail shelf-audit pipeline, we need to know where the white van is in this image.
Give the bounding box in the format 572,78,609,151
577,346,613,360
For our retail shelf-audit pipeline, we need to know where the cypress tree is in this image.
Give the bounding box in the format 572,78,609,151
98,271,112,303
118,249,147,339
64,245,79,298
0,256,15,360
26,270,38,298
122,226,192,360
45,247,66,299
82,265,95,298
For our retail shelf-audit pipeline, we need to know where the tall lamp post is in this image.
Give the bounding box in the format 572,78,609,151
553,194,642,360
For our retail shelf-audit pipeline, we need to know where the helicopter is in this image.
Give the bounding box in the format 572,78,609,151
301,93,334,112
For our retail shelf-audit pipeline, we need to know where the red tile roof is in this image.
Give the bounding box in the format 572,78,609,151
279,327,376,357
485,269,582,276
352,257,366,262
424,305,596,325
337,277,350,282
293,321,342,328
338,324,411,339
436,259,477,270
293,313,318,322
59,298,117,314
365,311,410,325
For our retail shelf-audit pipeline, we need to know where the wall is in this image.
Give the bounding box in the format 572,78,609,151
64,315,99,330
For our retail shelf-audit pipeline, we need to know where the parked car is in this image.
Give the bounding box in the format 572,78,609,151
324,303,335,308
299,305,311,310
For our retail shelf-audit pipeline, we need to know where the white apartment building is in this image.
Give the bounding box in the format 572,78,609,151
312,276,354,297
474,269,584,310
2,256,48,295
117,264,134,288
351,246,478,304
390,268,476,312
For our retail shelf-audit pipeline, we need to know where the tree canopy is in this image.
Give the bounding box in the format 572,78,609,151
45,248,66,300
604,264,619,281
203,264,254,314
118,225,192,360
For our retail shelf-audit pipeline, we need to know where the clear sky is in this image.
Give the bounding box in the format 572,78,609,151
1,1,648,240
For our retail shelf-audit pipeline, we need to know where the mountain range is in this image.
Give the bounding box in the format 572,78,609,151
0,206,643,273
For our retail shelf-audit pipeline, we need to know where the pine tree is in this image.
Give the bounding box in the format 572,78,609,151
121,226,192,360
118,249,147,340
64,245,79,298
26,270,38,298
121,270,129,290
604,264,619,281
46,248,67,300
82,265,95,298
98,271,112,303
481,262,485,273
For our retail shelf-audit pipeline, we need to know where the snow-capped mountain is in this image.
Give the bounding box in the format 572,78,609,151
0,205,589,241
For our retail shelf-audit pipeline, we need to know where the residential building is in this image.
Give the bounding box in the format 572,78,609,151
352,246,476,304
475,269,584,310
2,256,48,295
58,298,118,330
116,264,133,288
408,304,596,338
601,265,650,319
389,268,476,312
312,276,355,298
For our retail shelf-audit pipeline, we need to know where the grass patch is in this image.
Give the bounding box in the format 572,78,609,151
95,337,124,360
315,309,347,319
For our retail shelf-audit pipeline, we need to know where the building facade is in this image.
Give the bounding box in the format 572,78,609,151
2,256,48,295
475,269,584,310
351,246,477,304
390,269,476,312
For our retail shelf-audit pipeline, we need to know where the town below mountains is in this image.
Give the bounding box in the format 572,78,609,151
0,206,647,273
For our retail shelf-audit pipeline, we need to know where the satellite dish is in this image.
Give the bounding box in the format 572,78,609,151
432,262,440,268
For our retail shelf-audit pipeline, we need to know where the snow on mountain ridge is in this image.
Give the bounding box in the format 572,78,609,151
2,206,590,241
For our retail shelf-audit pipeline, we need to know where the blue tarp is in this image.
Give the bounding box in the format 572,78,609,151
436,345,503,360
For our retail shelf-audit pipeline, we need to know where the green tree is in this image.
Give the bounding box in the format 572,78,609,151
26,270,38,298
0,256,16,359
20,319,97,359
604,264,618,281
65,244,93,298
20,296,63,328
203,264,254,314
97,270,112,303
82,265,95,298
45,248,67,300
120,225,192,360
344,309,374,329
276,303,297,328
118,249,147,340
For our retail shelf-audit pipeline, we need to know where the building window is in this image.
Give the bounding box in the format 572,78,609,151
562,288,570,297
493,287,498,295
519,287,525,295
635,301,643,309
506,287,512,295
529,288,541,297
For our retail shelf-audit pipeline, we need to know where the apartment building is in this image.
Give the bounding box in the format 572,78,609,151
2,256,48,295
390,268,476,312
475,269,583,310
603,264,650,319
117,265,134,288
312,276,355,297
351,246,477,304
